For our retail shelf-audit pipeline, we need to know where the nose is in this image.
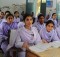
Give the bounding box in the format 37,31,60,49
9,19,12,21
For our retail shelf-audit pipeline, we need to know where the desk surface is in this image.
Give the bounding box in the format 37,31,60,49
28,48,60,57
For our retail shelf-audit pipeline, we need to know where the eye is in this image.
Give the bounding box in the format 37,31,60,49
30,18,33,20
51,26,53,28
26,19,29,21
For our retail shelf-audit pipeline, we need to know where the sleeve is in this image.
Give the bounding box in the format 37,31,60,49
14,23,18,29
39,29,42,38
0,24,8,40
55,28,60,38
0,24,3,44
15,30,24,48
17,22,24,28
34,27,42,44
52,30,60,41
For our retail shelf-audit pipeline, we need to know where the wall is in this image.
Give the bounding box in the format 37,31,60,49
0,0,26,14
0,0,26,7
46,0,56,15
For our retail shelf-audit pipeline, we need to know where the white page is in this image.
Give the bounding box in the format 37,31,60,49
49,41,60,48
29,43,51,52
29,41,60,53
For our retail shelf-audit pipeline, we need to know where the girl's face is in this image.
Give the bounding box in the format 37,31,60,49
46,23,54,32
15,12,19,17
52,14,57,19
39,16,44,24
24,16,33,27
6,16,14,24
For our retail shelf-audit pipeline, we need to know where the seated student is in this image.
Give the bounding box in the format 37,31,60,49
33,14,45,32
20,11,25,21
48,13,59,28
39,20,59,43
0,14,17,55
55,26,60,39
15,14,42,57
1,11,11,24
1,12,5,19
14,11,20,24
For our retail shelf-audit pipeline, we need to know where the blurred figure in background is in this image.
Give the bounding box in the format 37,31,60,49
14,11,20,24
0,14,17,57
33,14,45,32
48,13,59,28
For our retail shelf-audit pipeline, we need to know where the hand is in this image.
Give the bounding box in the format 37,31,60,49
22,42,29,49
42,39,48,43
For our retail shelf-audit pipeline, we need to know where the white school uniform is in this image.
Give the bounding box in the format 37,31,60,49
15,26,42,57
39,27,59,43
33,22,45,32
18,22,25,28
55,26,60,39
14,17,20,23
48,18,58,28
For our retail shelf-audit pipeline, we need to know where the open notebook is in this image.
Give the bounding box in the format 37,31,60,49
29,41,60,52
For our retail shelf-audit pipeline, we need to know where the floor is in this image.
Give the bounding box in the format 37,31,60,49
0,50,3,57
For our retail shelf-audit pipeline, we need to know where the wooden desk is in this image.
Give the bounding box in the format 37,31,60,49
26,48,60,57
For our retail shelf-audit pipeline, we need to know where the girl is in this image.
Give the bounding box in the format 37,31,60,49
48,13,59,28
0,14,17,55
1,11,11,24
33,14,45,32
39,20,59,43
15,14,42,57
14,11,20,24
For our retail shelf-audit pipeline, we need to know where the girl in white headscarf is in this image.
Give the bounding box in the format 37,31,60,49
48,13,59,28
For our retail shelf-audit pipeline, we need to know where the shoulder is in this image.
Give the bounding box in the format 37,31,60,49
17,27,24,32
2,22,7,26
52,29,57,34
12,22,18,27
18,22,25,26
32,26,38,30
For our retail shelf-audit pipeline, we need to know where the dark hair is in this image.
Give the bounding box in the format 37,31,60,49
23,13,33,21
5,11,11,14
1,12,4,15
38,14,44,20
52,13,56,17
6,14,14,19
14,11,19,14
46,20,54,26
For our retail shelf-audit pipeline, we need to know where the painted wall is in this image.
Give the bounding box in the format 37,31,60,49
0,0,26,7
0,0,26,13
46,0,56,15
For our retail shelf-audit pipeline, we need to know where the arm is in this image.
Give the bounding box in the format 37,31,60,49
15,30,29,49
39,29,48,43
53,30,60,41
34,28,42,44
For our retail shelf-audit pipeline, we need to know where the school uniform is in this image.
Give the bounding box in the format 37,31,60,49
0,19,2,24
55,26,60,39
14,17,20,24
1,18,7,23
15,26,42,57
48,18,59,28
33,22,45,32
39,27,59,43
18,22,25,28
0,22,18,53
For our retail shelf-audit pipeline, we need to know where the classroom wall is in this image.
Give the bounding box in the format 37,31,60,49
0,0,26,7
46,0,56,15
0,0,26,14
